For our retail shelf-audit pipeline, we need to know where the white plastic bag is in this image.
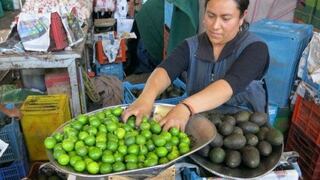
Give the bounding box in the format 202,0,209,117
17,12,51,51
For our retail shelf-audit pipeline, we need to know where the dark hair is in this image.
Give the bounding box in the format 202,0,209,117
205,0,249,17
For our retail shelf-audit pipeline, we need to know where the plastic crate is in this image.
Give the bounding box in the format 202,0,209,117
292,95,320,145
0,136,29,180
1,0,13,11
0,1,4,18
20,95,71,161
50,12,68,51
96,62,124,80
249,19,313,107
123,78,187,104
0,118,23,164
286,123,320,180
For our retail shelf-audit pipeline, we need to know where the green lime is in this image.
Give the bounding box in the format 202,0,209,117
127,116,136,128
161,131,172,141
107,141,118,152
68,151,76,157
123,124,132,131
116,128,126,139
139,145,148,155
89,117,101,128
100,162,112,174
156,147,168,157
62,139,74,152
74,141,85,150
118,145,127,155
112,107,124,117
142,116,149,123
76,146,88,157
167,151,179,161
147,152,158,160
78,131,89,141
53,133,63,142
141,130,152,139
180,137,191,145
140,122,151,130
153,136,166,147
87,127,98,135
107,122,118,132
74,159,86,172
96,141,107,150
98,124,107,133
112,161,126,172
57,154,70,166
144,157,158,167
125,154,138,163
89,147,102,161
136,135,146,145
71,121,83,131
54,143,63,152
165,143,173,152
70,155,82,167
44,137,56,149
138,154,145,162
159,157,169,164
125,136,136,146
103,109,112,115
54,149,65,160
108,133,119,142
170,136,179,146
102,153,115,164
77,114,88,125
128,144,139,155
87,161,100,174
96,111,105,120
126,162,138,170
150,123,161,134
179,143,190,154
146,140,155,151
179,132,188,139
114,152,124,162
169,127,179,136
84,136,95,146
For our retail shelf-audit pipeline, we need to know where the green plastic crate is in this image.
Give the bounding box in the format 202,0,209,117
296,0,318,13
311,15,320,30
315,0,320,17
273,107,292,133
294,9,313,23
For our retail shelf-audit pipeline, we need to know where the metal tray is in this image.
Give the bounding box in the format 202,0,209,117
190,141,284,179
46,103,217,178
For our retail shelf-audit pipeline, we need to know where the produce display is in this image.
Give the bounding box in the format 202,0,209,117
199,110,284,169
131,84,184,100
44,106,191,175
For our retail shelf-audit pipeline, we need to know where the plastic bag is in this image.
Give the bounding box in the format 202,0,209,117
17,12,51,51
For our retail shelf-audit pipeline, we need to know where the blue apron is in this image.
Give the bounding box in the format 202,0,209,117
186,31,268,114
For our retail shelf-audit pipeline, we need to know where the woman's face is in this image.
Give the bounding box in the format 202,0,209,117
203,0,247,46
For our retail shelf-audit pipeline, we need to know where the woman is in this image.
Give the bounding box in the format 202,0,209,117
122,0,269,131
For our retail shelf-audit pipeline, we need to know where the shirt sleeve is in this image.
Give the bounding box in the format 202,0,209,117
223,42,269,94
157,41,190,82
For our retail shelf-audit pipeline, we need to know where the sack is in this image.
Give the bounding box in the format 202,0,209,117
93,75,123,107
17,12,51,51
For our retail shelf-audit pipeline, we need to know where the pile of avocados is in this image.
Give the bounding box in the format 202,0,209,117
199,110,284,169
131,84,184,100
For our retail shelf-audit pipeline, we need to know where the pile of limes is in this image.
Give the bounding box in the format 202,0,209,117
44,106,191,174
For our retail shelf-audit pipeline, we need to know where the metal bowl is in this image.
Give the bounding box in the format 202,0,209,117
46,103,217,178
190,139,284,179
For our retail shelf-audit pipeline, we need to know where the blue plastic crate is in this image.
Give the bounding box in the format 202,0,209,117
0,104,24,164
123,78,187,104
96,63,124,80
249,19,313,107
0,138,29,180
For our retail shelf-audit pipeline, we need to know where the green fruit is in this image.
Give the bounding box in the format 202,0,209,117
74,160,86,172
57,154,70,166
144,157,158,167
210,133,223,148
112,107,124,116
241,146,260,168
155,147,168,157
87,161,100,174
223,134,246,150
209,147,225,164
112,161,126,172
136,135,146,145
150,123,161,134
245,134,259,146
258,141,272,156
125,154,138,163
169,127,179,136
250,112,267,126
102,153,115,164
219,122,234,136
126,162,138,170
234,111,251,122
44,137,56,149
225,150,241,168
238,121,260,134
100,163,112,174
266,128,284,146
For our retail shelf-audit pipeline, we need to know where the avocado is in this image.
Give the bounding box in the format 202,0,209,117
250,112,268,126
197,144,211,157
210,115,222,126
219,122,234,136
258,141,272,156
223,134,246,150
234,111,251,123
245,134,259,146
232,127,243,135
225,150,242,168
266,128,283,146
242,146,260,168
238,121,260,134
257,127,270,141
209,147,226,164
222,115,236,126
210,133,224,147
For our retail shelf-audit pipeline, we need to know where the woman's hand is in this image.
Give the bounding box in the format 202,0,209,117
121,97,154,126
159,103,191,132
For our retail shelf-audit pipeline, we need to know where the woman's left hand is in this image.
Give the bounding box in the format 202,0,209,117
158,104,191,132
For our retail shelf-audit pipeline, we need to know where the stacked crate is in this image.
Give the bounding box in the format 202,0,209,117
286,95,320,179
0,104,29,180
294,0,320,30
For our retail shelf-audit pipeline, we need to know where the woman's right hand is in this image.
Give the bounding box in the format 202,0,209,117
121,97,154,126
